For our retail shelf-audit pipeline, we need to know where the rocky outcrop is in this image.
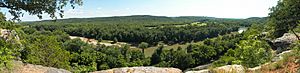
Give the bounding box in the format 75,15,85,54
185,69,211,73
214,65,245,73
271,33,299,52
92,67,182,73
188,64,211,71
0,28,20,41
273,33,300,44
185,65,245,73
4,61,71,73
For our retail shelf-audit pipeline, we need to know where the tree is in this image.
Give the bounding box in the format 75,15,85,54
268,0,300,40
23,36,71,69
213,39,272,68
138,42,149,54
0,25,21,70
186,44,193,53
98,37,103,42
0,0,82,20
0,46,14,71
0,12,6,21
171,50,194,70
151,44,164,65
112,37,118,44
62,38,88,53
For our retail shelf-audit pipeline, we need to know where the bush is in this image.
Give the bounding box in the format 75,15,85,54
213,39,272,68
291,41,300,52
22,36,71,69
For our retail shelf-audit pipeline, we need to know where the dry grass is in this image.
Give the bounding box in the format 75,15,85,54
248,51,300,73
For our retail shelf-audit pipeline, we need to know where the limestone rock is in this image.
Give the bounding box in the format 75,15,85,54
273,33,299,44
185,69,211,73
92,67,182,73
5,61,71,73
272,33,300,52
213,65,245,73
188,64,211,71
186,65,245,73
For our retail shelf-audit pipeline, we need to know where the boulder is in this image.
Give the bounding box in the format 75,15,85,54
213,65,245,73
188,64,211,71
185,65,245,73
272,33,299,52
92,67,182,73
4,61,71,73
185,69,211,73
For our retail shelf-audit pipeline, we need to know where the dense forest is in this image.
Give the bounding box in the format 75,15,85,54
0,0,300,73
2,15,269,72
24,16,265,46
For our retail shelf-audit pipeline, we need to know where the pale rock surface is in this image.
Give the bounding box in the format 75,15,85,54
186,65,245,73
185,69,211,73
4,61,71,73
92,67,182,73
272,33,300,52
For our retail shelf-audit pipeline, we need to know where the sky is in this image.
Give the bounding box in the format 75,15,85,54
1,0,279,21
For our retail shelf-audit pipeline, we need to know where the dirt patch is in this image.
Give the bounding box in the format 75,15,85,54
69,36,124,47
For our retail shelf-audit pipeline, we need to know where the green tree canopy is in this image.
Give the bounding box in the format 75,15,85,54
138,42,149,54
0,12,5,21
23,35,71,69
268,0,300,40
0,0,82,20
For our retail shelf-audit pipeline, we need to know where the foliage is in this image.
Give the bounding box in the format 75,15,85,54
0,20,20,30
149,34,243,70
26,16,265,46
0,40,15,71
213,39,272,68
62,38,88,53
153,48,195,70
112,37,118,44
22,35,71,69
291,41,300,52
268,0,300,39
0,0,282,72
0,12,6,21
138,42,149,54
0,20,22,71
0,13,269,72
151,45,164,65
0,0,82,20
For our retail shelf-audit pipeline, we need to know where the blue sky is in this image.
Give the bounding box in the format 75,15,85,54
2,0,279,21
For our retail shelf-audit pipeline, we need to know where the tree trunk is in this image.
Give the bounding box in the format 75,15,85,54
142,48,145,54
291,29,300,40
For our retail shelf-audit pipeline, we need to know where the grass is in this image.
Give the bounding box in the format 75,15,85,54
100,40,113,43
143,43,190,57
73,35,204,57
248,50,300,73
129,41,207,57
129,43,191,57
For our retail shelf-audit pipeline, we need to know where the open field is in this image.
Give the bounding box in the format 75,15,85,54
69,35,201,57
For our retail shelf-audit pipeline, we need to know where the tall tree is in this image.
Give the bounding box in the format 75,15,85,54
268,0,300,40
23,36,71,69
0,0,82,20
151,45,164,65
138,42,149,54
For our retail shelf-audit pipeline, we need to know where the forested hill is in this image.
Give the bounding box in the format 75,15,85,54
22,15,266,46
24,15,266,26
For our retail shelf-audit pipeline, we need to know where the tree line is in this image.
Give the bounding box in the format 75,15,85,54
26,16,265,46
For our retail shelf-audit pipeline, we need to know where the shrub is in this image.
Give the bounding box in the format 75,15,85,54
213,39,272,68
